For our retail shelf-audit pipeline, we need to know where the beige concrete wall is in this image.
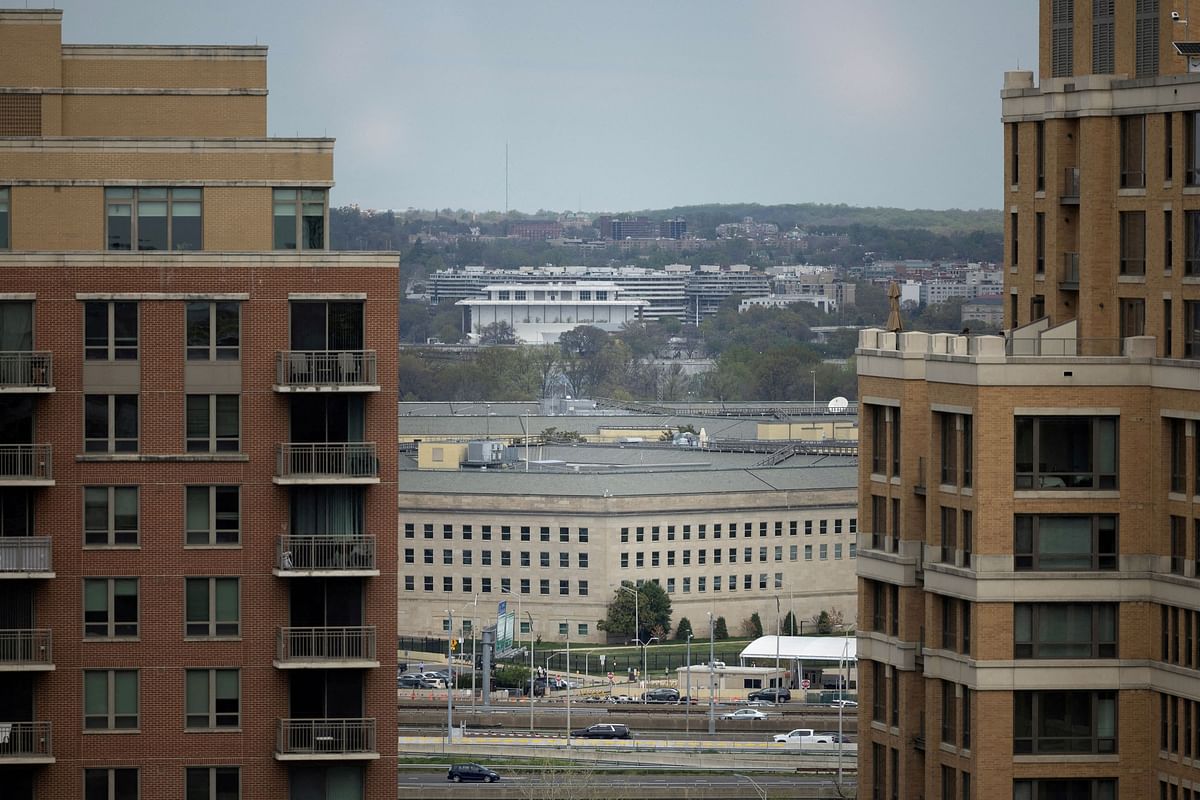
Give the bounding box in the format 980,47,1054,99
62,55,266,90
416,441,469,470
0,147,332,184
0,14,62,88
60,94,266,137
10,185,102,250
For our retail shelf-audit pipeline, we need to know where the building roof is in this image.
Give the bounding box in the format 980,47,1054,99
739,635,857,663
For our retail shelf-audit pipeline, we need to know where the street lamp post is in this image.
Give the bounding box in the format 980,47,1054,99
525,611,535,733
685,633,693,733
565,623,572,747
837,633,850,787
810,369,816,407
642,636,658,702
707,612,716,735
774,596,781,696
446,609,455,741
618,584,640,700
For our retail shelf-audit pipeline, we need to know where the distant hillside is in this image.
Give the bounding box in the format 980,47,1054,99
636,203,1002,238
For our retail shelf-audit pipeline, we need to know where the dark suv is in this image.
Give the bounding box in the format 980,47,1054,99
571,723,632,739
643,688,680,703
447,763,500,783
747,688,791,703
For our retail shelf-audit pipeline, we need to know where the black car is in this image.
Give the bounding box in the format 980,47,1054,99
447,763,500,783
570,723,632,739
398,674,435,689
747,688,791,703
642,688,680,703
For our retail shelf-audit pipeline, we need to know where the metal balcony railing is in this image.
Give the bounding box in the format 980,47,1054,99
0,629,51,666
1061,167,1080,202
0,445,51,481
276,443,377,480
0,721,52,759
0,352,52,389
1060,252,1080,288
276,350,377,389
0,537,51,574
276,718,376,756
276,626,376,663
276,535,376,572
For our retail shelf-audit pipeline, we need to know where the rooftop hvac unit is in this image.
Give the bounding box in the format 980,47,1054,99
467,440,505,464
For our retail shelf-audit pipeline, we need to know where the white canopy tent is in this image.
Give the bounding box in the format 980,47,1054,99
739,635,857,664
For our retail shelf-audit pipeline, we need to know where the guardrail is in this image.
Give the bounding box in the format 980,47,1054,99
276,350,377,388
276,535,375,572
0,352,52,389
0,721,52,759
276,442,378,480
277,718,376,756
0,537,51,573
0,629,51,665
277,626,376,662
0,445,51,481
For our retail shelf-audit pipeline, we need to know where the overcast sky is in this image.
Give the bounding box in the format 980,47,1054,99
54,1,1036,213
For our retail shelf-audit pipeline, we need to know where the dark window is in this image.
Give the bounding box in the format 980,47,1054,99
872,661,886,722
185,301,240,360
1186,300,1200,357
942,766,956,800
1166,209,1174,272
1014,515,1118,570
1014,691,1117,753
1013,779,1116,800
940,508,957,564
84,301,138,360
84,669,138,729
1121,211,1146,275
871,405,886,473
1186,211,1200,276
1121,116,1146,188
1170,419,1187,492
1014,416,1118,489
941,681,957,744
1188,112,1200,186
962,509,973,569
184,577,239,637
84,486,138,546
185,668,240,728
1051,0,1075,77
105,187,202,251
1136,0,1160,78
1166,111,1175,181
1014,603,1117,658
1010,211,1019,267
891,406,901,476
185,767,239,800
1011,123,1020,185
1035,212,1045,273
1165,298,1174,357
1036,120,1045,190
84,577,138,637
84,768,138,800
871,495,886,550
185,394,240,452
273,188,326,250
85,394,139,453
0,187,8,249
940,413,958,484
1172,516,1187,575
1093,0,1115,73
1120,298,1145,338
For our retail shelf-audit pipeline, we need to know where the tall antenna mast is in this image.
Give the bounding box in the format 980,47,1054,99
505,142,509,214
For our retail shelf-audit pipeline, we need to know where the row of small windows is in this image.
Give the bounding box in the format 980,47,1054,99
85,766,241,800
49,485,241,547
443,618,591,638
81,668,239,732
404,523,588,542
405,575,588,596
80,394,239,454
84,577,239,639
623,519,854,540
1049,0,1156,79
405,548,588,568
402,520,858,542
620,542,853,567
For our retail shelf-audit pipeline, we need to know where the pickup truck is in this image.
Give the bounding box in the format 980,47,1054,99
773,728,833,744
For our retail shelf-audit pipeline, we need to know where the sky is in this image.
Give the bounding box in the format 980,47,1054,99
52,1,1037,213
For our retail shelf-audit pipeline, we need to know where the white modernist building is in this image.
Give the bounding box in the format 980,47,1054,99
456,280,648,344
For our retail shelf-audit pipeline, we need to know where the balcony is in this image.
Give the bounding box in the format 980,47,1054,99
275,626,378,669
274,535,377,577
1059,252,1080,290
274,351,379,393
0,445,53,486
0,538,53,579
1060,167,1080,204
274,443,379,484
0,630,52,670
0,353,53,393
275,718,378,760
0,721,53,764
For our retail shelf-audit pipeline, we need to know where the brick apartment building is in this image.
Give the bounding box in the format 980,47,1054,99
0,9,397,800
857,2,1200,799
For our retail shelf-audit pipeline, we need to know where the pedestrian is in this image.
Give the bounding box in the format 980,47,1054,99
417,662,424,674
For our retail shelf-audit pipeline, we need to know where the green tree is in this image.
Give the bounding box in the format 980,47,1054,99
674,617,694,641
782,611,798,637
597,580,672,643
494,664,530,689
814,610,833,634
713,616,729,640
748,612,765,638
478,320,518,344
558,325,611,398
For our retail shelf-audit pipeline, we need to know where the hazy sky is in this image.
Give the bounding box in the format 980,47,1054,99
53,1,1036,213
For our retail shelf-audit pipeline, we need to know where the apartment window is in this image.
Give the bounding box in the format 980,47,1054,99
1184,211,1200,277
636,527,644,542
620,528,629,543
1172,419,1187,491
185,395,239,452
1014,690,1116,753
84,768,138,800
539,552,549,568
1015,603,1116,658
1014,416,1118,489
185,669,240,729
106,186,202,251
819,544,828,560
942,766,957,800
849,543,857,558
744,574,753,589
481,577,491,593
273,188,327,250
1010,123,1020,185
940,414,958,484
1167,112,1176,182
805,545,812,560
1165,298,1174,357
84,670,138,730
1187,300,1200,357
1035,212,1045,273
540,527,550,542
942,598,959,650
962,510,973,568
870,405,886,473
714,576,722,591
185,301,239,360
84,578,138,637
774,546,782,562
1172,516,1187,575
481,525,491,540
519,551,530,567
424,523,434,538
1036,120,1045,190
1011,211,1019,267
620,553,628,568
443,525,453,540
423,576,432,591
683,577,692,593
940,507,957,564
579,580,588,596
539,579,549,595
1091,0,1116,73
404,549,414,564
1121,116,1146,188
833,544,842,559
872,661,886,722
1015,515,1118,570
1013,779,1116,800
666,578,676,593
1052,0,1074,76
442,576,452,592
559,579,569,596
185,767,239,800
1136,0,1160,78
184,577,240,639
84,301,138,361
423,549,434,565
481,550,491,566
1120,298,1145,338
0,187,7,249
1121,211,1146,275
84,486,138,546
442,549,453,566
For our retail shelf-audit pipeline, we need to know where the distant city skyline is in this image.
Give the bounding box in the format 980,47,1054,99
54,0,1036,213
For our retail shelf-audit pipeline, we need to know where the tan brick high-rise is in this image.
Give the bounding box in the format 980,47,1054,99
0,9,397,800
858,2,1200,798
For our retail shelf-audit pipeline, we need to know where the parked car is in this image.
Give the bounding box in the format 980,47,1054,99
829,699,858,708
748,688,791,703
816,732,854,743
571,723,632,739
720,708,769,721
398,674,435,689
447,763,500,783
773,728,832,744
643,688,680,703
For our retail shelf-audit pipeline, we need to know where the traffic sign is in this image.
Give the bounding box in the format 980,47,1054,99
607,671,615,681
451,638,459,650
801,679,811,689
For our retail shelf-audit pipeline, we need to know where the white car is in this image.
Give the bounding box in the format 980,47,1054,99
721,708,768,721
829,699,858,708
773,728,832,744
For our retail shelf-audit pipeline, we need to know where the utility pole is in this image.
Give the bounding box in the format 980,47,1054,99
685,633,693,733
526,611,535,734
565,622,572,747
619,584,640,702
446,609,454,741
707,612,716,735
774,595,781,695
